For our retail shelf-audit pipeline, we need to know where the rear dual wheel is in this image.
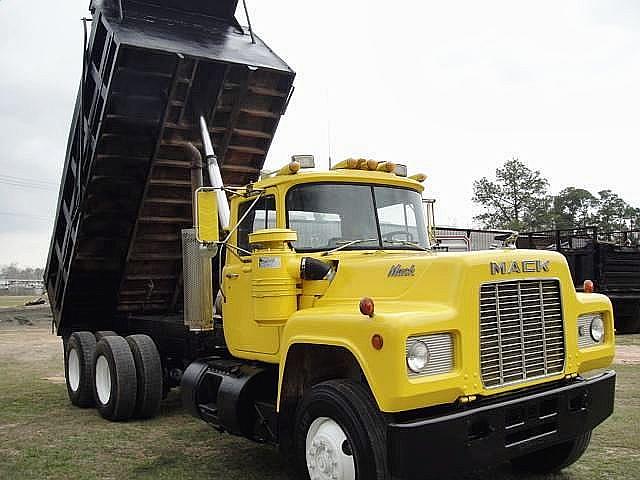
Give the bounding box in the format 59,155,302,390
126,335,163,419
94,336,138,421
93,334,163,421
64,332,97,408
63,331,162,421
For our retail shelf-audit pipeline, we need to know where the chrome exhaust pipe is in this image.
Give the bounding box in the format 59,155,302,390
199,116,230,230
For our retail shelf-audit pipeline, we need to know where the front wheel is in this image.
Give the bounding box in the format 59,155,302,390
511,431,592,474
294,379,388,480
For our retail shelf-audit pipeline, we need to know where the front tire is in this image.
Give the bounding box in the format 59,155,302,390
511,431,592,474
64,331,97,407
93,336,138,421
294,379,388,480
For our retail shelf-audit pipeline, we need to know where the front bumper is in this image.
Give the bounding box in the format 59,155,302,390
388,370,616,479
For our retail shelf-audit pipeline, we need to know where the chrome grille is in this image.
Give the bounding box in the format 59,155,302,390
480,279,565,388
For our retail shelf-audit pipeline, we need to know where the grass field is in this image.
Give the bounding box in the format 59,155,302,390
0,310,638,479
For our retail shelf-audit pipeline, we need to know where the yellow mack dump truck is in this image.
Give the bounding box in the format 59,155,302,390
46,1,615,479
183,156,616,479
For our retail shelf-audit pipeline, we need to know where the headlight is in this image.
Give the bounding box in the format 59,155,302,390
406,333,454,377
577,313,605,348
590,315,604,342
407,341,429,373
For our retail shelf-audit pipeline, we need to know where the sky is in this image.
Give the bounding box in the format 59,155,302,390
0,0,639,267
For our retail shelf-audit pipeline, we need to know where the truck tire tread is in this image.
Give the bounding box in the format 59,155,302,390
93,336,137,421
294,379,388,480
64,331,97,408
126,334,163,419
95,330,118,341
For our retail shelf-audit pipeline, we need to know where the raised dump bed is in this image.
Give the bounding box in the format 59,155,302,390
45,0,295,336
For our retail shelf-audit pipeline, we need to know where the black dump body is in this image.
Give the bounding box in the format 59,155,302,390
518,227,640,332
44,0,295,341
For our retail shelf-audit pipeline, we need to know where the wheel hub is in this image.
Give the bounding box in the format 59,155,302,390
306,417,355,480
95,355,112,405
68,348,80,392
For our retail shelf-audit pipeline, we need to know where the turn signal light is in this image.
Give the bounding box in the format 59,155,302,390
583,279,594,293
371,334,384,350
359,297,375,317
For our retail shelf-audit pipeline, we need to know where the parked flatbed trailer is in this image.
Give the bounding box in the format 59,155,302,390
518,227,640,333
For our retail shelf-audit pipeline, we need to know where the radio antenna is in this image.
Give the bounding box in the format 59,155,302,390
326,86,333,169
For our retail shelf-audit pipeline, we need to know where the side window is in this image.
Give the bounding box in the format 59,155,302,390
237,195,276,254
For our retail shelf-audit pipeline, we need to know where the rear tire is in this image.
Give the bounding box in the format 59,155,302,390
93,336,137,421
95,330,118,341
64,331,97,408
294,379,388,480
511,431,592,473
126,334,163,419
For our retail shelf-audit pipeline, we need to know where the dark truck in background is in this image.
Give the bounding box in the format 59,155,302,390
518,227,640,333
434,226,513,251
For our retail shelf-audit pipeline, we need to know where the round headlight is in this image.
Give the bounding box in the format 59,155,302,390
590,315,604,342
407,341,430,373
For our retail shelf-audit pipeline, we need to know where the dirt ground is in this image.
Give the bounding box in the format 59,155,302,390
614,345,640,365
0,305,638,479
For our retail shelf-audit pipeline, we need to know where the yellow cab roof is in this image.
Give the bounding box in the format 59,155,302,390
249,168,426,193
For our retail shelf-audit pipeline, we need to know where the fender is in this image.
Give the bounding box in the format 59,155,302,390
276,304,459,412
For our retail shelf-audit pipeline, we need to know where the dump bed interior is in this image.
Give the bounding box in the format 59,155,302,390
45,0,295,334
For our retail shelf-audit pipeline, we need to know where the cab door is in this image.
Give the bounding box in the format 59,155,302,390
222,194,280,355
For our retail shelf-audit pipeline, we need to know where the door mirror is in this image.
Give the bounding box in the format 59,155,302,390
195,188,219,243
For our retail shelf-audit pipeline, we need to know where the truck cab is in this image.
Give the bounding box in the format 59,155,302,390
182,157,616,480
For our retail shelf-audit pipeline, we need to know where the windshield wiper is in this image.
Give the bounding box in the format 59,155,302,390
383,240,430,251
322,238,379,256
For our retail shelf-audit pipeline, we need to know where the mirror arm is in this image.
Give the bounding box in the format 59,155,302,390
222,191,265,244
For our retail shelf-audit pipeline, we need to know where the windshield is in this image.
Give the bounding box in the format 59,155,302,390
286,183,429,252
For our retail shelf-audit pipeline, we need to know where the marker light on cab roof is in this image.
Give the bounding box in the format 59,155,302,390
376,162,396,173
291,155,315,168
394,164,408,177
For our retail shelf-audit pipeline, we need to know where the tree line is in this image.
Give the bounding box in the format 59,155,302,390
0,264,45,280
472,157,640,233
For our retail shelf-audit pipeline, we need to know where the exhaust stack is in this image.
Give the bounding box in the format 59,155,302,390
200,116,231,230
